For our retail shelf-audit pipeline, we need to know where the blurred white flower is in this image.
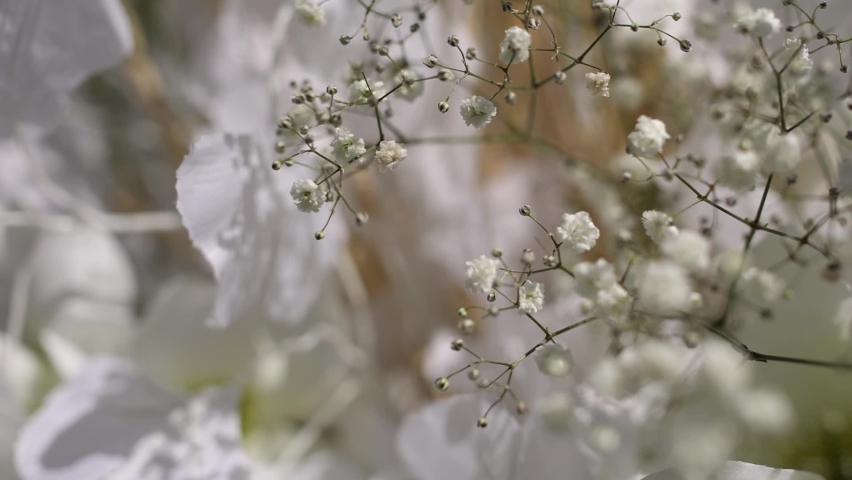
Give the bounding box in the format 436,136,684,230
739,267,785,302
661,230,711,273
534,343,575,378
735,8,781,38
499,26,531,64
715,150,760,192
464,255,498,294
627,116,669,159
642,210,679,245
638,261,692,315
574,258,618,299
295,0,326,28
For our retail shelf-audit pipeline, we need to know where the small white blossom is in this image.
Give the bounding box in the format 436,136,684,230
715,150,759,191
638,261,692,315
556,211,600,253
739,267,785,302
459,95,497,128
661,230,711,273
289,179,325,213
330,128,366,162
518,281,544,314
534,344,575,378
784,38,813,75
574,259,617,299
375,140,407,170
833,296,852,341
699,341,751,394
464,255,498,294
735,8,781,38
642,210,678,245
499,26,532,64
394,69,424,101
585,71,611,98
596,283,631,324
348,79,386,103
295,0,326,27
627,115,669,158
762,129,801,173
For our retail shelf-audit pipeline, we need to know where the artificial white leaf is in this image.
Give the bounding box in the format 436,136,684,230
176,133,342,327
27,230,137,332
396,394,521,480
128,278,255,394
15,357,183,480
642,461,825,480
0,0,132,133
15,357,253,480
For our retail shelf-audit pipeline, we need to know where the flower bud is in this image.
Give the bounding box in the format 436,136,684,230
438,101,449,113
315,231,325,240
447,35,460,47
458,317,475,334
423,54,438,68
391,13,402,27
434,377,450,392
450,339,464,351
438,69,454,81
519,205,531,216
505,91,517,104
679,39,693,53
522,248,535,265
477,417,489,428
340,35,352,45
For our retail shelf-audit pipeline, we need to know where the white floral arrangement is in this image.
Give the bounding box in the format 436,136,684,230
1,0,852,479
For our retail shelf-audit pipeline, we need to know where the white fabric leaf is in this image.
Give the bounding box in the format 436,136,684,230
15,357,253,480
641,461,826,480
396,394,521,480
15,357,183,480
27,230,137,331
0,0,132,133
128,278,255,394
176,133,342,327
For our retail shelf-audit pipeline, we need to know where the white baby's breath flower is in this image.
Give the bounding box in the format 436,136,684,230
762,129,801,173
518,281,545,314
499,26,532,64
596,283,631,324
715,149,760,191
627,115,669,158
375,140,407,170
574,258,617,299
348,79,386,103
661,230,711,273
556,211,600,253
295,0,326,27
330,128,366,163
732,389,794,434
638,261,692,315
394,69,424,101
459,95,497,128
642,210,678,245
735,8,781,38
534,344,575,378
585,71,611,98
464,255,498,294
290,179,326,213
784,38,813,75
739,267,785,302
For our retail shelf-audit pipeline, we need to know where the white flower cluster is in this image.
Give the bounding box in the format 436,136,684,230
556,211,600,253
499,26,532,64
627,116,669,158
459,95,497,128
585,71,611,98
290,179,326,213
464,255,498,294
735,8,781,38
375,140,407,170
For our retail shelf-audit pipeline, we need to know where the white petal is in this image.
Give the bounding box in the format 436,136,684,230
15,357,182,480
27,230,137,330
30,0,133,91
0,0,132,132
128,278,255,393
641,461,825,480
176,133,342,326
396,395,521,480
